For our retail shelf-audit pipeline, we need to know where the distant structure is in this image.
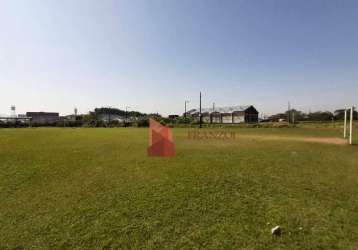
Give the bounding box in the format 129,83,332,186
96,113,124,123
74,108,78,117
168,115,179,120
0,107,31,126
10,105,16,117
187,105,259,124
26,112,59,125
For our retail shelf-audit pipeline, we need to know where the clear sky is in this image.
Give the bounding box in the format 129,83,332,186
0,0,357,116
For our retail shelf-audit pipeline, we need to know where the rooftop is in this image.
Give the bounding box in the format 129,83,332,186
187,105,254,115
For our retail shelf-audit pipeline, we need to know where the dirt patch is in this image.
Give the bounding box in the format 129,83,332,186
302,137,348,145
236,134,348,145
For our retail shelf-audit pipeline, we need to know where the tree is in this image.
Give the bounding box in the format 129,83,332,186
334,108,357,120
306,111,334,121
285,109,306,122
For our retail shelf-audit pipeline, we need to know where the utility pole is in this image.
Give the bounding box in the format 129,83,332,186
74,107,78,121
344,109,347,138
288,101,291,123
184,100,189,120
199,92,202,128
213,102,215,111
125,106,130,127
350,107,353,145
292,111,295,124
107,106,111,127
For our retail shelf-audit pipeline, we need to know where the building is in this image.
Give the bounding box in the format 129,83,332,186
187,105,259,124
168,115,179,120
26,112,59,125
96,113,124,123
62,114,77,122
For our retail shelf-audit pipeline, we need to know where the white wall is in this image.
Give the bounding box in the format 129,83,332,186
211,115,221,123
233,114,245,123
222,114,232,123
202,115,211,123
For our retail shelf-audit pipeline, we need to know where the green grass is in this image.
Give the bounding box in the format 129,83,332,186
0,127,357,249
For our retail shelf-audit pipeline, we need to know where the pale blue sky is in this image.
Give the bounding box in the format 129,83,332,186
0,0,357,116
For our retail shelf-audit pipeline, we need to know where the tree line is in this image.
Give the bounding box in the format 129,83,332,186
268,108,357,122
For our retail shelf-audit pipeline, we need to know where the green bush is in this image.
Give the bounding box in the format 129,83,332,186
137,119,149,127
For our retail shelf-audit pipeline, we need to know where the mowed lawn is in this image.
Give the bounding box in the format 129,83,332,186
0,127,357,249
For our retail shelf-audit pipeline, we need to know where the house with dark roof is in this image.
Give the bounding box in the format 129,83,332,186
187,105,259,124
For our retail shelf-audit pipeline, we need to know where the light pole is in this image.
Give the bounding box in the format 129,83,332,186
199,92,202,128
107,106,113,127
184,100,190,121
288,101,291,123
125,106,131,127
350,107,353,145
344,109,347,138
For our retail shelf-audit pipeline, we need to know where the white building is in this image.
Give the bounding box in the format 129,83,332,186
187,105,259,124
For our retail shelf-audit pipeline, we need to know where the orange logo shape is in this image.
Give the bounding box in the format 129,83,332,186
147,118,175,157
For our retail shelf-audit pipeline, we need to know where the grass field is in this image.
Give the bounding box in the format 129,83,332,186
0,127,357,249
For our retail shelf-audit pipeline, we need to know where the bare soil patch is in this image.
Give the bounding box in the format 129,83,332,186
302,137,347,145
237,134,348,145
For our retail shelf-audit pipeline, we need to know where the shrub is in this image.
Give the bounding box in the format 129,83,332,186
137,119,149,127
